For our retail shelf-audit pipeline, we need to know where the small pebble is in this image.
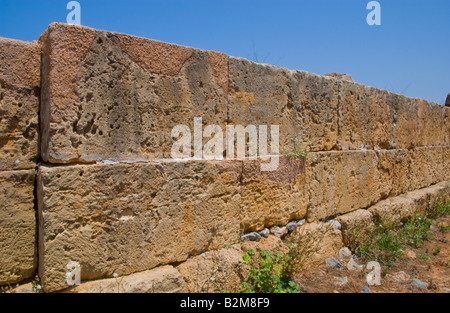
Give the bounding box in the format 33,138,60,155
412,278,429,290
325,257,343,269
241,232,261,242
259,228,270,238
270,226,288,238
286,222,299,232
327,220,342,230
337,247,352,259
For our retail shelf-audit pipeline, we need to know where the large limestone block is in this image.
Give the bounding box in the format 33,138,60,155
39,23,228,164
292,222,344,268
228,58,340,154
305,147,449,222
338,80,448,150
305,150,386,221
176,245,248,293
335,209,374,244
375,149,411,196
368,181,450,221
240,156,308,231
0,38,40,171
288,70,340,152
0,170,36,285
37,160,242,292
396,98,448,149
407,146,450,190
228,58,296,155
375,147,450,196
337,81,397,150
69,265,185,293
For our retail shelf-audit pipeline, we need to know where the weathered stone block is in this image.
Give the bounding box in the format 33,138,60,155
368,181,450,221
305,151,384,221
305,147,450,222
39,23,228,164
240,156,308,231
396,98,448,148
293,222,344,267
37,160,242,292
69,265,185,293
176,245,247,293
0,38,40,171
337,80,448,150
337,81,397,150
407,146,450,191
228,58,340,154
0,170,36,285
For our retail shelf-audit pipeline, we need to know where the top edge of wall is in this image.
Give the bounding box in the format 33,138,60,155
38,22,446,107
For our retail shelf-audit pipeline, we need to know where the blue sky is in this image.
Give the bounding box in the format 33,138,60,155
1,0,449,104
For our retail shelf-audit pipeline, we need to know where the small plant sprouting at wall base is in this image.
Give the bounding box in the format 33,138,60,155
240,248,301,293
283,137,308,160
239,227,319,293
344,200,450,269
402,213,433,248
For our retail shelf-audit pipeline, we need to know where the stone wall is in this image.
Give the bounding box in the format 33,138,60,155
0,23,449,292
0,38,40,285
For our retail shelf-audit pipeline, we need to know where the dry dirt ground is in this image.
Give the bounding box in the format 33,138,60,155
294,216,450,293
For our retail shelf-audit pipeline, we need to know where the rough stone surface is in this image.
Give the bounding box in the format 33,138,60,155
338,81,448,150
176,245,248,293
337,247,352,260
37,160,242,292
11,282,38,293
229,57,448,154
0,38,40,171
306,151,384,221
397,99,448,148
118,34,194,76
240,156,308,231
39,23,228,164
0,170,36,285
305,147,449,221
336,209,373,229
259,228,270,238
368,180,450,221
293,222,344,267
228,60,341,154
69,265,185,293
335,209,374,245
338,82,398,150
270,226,288,238
38,151,449,291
